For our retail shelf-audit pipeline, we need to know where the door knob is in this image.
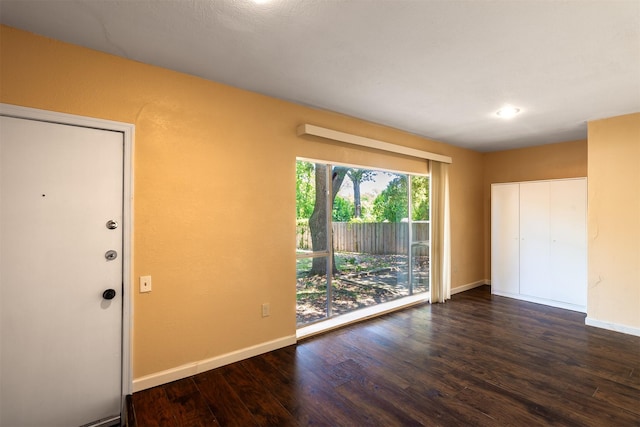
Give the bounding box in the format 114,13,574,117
106,220,118,230
105,250,118,261
102,289,116,300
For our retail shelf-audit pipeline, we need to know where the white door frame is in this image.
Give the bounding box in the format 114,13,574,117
0,103,134,400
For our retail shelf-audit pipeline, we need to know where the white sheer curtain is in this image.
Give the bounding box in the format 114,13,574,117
430,160,451,303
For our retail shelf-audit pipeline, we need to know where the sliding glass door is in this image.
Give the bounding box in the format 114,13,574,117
296,160,430,326
296,162,332,324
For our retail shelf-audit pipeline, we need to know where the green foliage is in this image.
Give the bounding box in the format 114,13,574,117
373,175,408,222
332,196,354,222
371,175,430,222
296,161,315,219
348,217,366,224
346,169,377,186
353,194,377,222
411,176,430,221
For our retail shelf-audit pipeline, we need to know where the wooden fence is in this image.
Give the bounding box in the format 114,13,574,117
297,222,429,255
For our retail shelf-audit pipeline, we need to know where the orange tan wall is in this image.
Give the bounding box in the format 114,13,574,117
0,25,485,382
587,113,640,331
482,140,588,278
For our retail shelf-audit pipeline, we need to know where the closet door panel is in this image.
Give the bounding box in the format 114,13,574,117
549,179,587,307
491,184,520,295
519,181,552,299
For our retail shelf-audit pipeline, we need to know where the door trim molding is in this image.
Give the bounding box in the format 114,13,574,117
0,103,135,398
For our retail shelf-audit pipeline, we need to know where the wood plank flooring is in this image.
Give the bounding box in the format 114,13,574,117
127,286,640,426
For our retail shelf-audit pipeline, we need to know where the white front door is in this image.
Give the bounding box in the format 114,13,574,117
1,116,123,426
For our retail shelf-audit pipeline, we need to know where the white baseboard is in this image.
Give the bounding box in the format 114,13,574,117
585,317,640,337
451,280,488,295
491,290,586,313
132,334,297,392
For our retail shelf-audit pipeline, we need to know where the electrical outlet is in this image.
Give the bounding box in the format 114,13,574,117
262,303,270,317
140,276,152,293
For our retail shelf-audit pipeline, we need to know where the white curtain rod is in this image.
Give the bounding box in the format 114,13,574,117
296,124,452,164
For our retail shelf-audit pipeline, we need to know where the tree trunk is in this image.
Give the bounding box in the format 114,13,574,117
309,164,347,275
348,169,371,219
309,164,328,274
353,178,362,218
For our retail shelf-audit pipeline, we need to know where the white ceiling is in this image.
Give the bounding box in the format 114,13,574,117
1,0,639,152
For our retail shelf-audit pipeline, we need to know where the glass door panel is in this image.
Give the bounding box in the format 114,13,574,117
296,256,329,325
330,171,411,315
295,161,332,325
410,175,430,295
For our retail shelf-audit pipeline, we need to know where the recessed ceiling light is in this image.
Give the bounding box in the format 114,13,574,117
496,105,521,119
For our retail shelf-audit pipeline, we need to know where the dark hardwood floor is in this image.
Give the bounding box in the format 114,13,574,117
127,286,640,426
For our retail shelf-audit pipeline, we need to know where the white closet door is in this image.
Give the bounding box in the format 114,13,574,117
491,183,520,295
519,181,552,299
549,179,587,307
